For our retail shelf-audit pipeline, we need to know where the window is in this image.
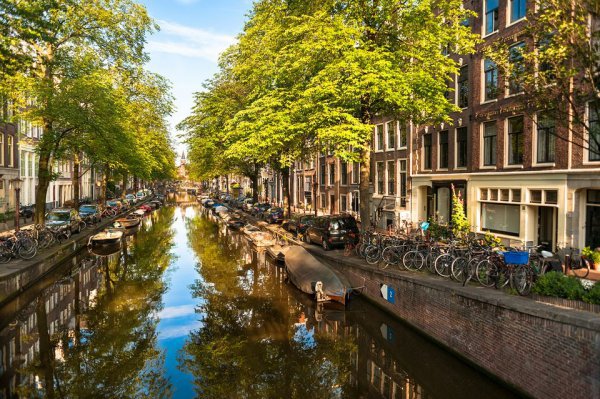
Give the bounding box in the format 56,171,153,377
341,162,348,185
537,112,555,163
483,121,497,166
386,121,395,150
458,65,469,108
510,0,527,23
439,130,449,168
508,42,526,95
352,162,360,184
512,189,521,202
320,194,326,208
480,189,488,201
589,101,600,161
508,116,524,165
387,160,395,195
328,163,335,185
399,122,408,148
7,136,13,167
399,160,407,206
376,124,384,151
320,163,326,185
341,194,347,212
484,59,498,101
376,161,384,194
484,0,499,34
0,135,3,165
530,190,542,203
456,127,468,168
423,133,432,169
545,190,558,204
481,203,520,236
20,151,25,176
351,192,360,212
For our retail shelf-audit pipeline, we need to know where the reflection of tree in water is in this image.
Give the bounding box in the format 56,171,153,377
17,207,176,398
181,213,356,398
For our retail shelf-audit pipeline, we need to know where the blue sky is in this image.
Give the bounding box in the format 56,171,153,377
138,0,253,156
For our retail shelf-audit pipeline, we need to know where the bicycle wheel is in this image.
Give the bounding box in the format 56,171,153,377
512,264,533,296
37,230,53,249
475,259,496,287
18,238,37,259
434,253,453,278
0,246,12,263
403,250,424,271
365,246,381,265
451,256,469,281
571,259,590,279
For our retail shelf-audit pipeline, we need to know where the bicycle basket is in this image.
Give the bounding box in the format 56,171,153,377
502,251,529,265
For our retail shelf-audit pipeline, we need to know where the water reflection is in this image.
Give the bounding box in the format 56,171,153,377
0,208,176,398
0,203,521,399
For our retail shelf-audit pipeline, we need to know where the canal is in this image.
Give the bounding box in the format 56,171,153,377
0,199,523,398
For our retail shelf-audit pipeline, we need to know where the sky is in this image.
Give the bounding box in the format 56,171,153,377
138,0,253,158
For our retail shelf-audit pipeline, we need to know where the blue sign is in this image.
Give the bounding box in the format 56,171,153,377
380,284,396,304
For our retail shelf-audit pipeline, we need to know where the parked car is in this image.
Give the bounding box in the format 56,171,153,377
19,204,35,219
305,214,359,250
262,207,284,224
251,203,271,217
106,200,124,211
79,204,101,223
125,194,137,204
46,208,82,234
286,214,315,235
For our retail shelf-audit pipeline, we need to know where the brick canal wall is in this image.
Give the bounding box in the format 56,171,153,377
309,248,600,399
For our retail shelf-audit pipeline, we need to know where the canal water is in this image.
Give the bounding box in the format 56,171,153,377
0,198,523,398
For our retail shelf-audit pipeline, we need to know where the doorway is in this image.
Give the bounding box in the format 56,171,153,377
537,207,556,251
330,194,335,215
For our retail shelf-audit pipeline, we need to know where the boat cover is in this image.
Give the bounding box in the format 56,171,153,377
285,246,351,299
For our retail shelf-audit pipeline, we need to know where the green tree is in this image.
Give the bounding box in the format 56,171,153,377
0,0,156,224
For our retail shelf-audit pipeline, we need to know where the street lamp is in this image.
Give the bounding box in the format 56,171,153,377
10,178,22,232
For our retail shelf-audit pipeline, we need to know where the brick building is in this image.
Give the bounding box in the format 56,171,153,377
412,0,600,250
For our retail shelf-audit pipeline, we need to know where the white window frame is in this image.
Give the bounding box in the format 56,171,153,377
455,127,468,170
385,120,395,151
398,121,408,149
532,112,556,166
483,0,499,37
480,121,497,169
422,133,432,171
0,134,4,166
375,124,384,152
505,115,525,168
584,100,600,164
376,161,385,195
481,58,499,104
507,0,527,27
437,130,449,170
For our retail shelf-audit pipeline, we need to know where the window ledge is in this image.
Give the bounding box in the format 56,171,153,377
583,160,600,166
479,165,497,170
506,17,526,29
437,168,449,172
505,92,524,99
454,167,468,171
482,30,498,39
481,99,498,105
504,164,524,169
533,162,555,167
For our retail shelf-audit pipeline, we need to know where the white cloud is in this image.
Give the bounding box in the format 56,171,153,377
158,304,197,319
149,19,236,63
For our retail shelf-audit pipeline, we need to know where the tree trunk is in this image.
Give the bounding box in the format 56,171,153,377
100,164,108,205
122,172,128,198
359,145,372,231
133,176,139,192
282,167,291,218
72,152,80,209
251,173,259,203
225,175,229,194
34,152,52,225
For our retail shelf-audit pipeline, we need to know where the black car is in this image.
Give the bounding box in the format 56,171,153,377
286,214,315,235
305,214,359,250
262,207,284,224
46,208,82,234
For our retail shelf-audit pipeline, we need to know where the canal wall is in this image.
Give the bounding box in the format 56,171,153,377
308,248,600,399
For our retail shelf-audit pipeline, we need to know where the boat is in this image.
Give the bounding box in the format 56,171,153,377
133,209,146,216
245,230,276,247
89,228,124,246
115,215,141,228
284,246,353,305
89,241,122,256
266,244,289,264
227,217,245,230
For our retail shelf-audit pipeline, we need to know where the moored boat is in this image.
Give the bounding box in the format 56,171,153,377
89,228,124,246
266,244,289,264
115,216,141,228
284,246,353,305
245,230,276,247
89,242,122,256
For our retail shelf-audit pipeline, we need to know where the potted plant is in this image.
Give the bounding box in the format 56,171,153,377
582,246,600,270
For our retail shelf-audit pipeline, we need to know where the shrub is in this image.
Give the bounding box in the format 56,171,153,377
532,272,586,301
582,282,600,305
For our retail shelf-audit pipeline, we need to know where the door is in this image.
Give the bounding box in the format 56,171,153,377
586,205,600,249
538,207,556,251
330,195,335,215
